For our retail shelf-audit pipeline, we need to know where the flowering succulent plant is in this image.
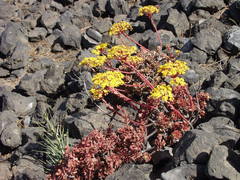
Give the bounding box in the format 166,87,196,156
50,5,209,180
138,5,159,16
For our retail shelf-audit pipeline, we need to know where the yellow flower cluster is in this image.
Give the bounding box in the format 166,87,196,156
169,77,187,86
107,45,137,59
157,60,189,77
126,55,143,64
90,71,125,99
79,56,107,68
139,5,159,16
91,43,109,55
150,84,174,102
109,21,133,36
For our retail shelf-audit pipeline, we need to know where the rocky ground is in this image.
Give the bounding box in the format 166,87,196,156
0,0,240,179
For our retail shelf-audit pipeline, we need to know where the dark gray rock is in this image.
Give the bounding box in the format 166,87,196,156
18,127,44,155
194,18,229,35
12,156,46,180
0,161,12,180
207,145,240,180
113,14,127,23
0,67,10,77
1,122,22,148
65,93,88,113
94,0,108,15
180,0,195,14
224,26,240,54
148,30,176,50
209,71,228,88
56,0,73,5
2,42,29,70
183,69,200,85
183,62,213,89
2,92,37,117
45,29,62,46
0,1,17,20
65,104,124,138
173,129,221,165
106,164,153,180
11,69,25,78
81,34,98,49
228,57,240,75
86,28,102,42
0,110,19,134
151,148,173,166
40,10,59,29
0,86,12,96
34,101,51,119
18,70,46,96
127,6,140,21
193,0,226,11
71,15,92,30
28,57,54,72
50,0,64,11
73,2,93,18
39,62,65,95
92,17,112,33
188,10,211,25
57,10,73,30
59,25,82,49
197,116,240,144
191,28,222,55
64,115,93,138
189,47,208,64
224,74,240,90
206,87,240,119
0,23,28,56
167,8,189,37
106,0,129,16
178,38,193,52
166,8,189,37
161,164,207,180
156,0,177,17
206,87,240,102
28,27,48,42
229,1,240,25
52,42,64,52
22,13,39,30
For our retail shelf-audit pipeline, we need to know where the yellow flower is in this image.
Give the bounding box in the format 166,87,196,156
90,71,125,99
175,50,181,54
139,5,159,16
150,84,174,102
157,60,189,77
169,77,187,86
90,88,109,99
126,55,144,64
91,43,109,55
109,21,132,36
79,56,107,68
107,45,137,60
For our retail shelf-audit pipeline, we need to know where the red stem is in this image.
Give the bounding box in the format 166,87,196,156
108,87,140,110
102,98,128,122
124,83,145,88
149,16,162,51
121,32,150,52
184,86,195,110
104,66,134,74
124,62,154,89
167,103,188,122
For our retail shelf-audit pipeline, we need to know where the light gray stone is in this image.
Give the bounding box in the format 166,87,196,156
2,92,37,117
191,28,222,55
207,145,240,180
